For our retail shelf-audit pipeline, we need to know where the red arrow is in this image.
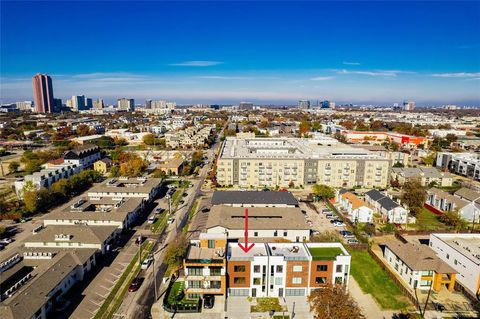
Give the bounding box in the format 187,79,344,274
238,208,255,253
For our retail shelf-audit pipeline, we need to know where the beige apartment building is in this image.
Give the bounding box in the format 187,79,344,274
216,137,390,188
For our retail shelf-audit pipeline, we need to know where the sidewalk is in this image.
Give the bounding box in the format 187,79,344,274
348,276,396,319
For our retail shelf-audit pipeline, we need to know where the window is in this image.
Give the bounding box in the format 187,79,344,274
254,265,261,273
274,230,278,237
283,231,288,237
253,278,261,285
315,277,327,284
189,281,201,288
254,232,258,237
454,259,458,265
292,277,302,284
234,277,246,284
276,265,283,273
446,254,449,259
209,267,222,276
335,277,343,284
274,277,283,285
234,265,246,272
317,265,328,272
336,265,343,273
208,240,215,248
292,265,303,272
188,267,203,276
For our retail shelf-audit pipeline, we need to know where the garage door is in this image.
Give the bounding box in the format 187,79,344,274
285,288,306,296
228,288,249,296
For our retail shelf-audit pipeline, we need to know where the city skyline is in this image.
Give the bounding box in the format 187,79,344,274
1,1,480,105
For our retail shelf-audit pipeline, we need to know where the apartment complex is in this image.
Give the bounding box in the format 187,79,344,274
391,167,453,187
436,152,480,181
63,144,101,168
426,188,479,222
384,242,456,292
337,190,373,223
216,137,390,188
165,125,213,149
87,177,161,202
429,233,480,298
227,242,351,297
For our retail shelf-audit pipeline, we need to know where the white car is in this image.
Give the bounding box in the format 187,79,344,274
0,238,13,245
141,256,153,269
167,217,175,225
147,216,156,224
333,221,345,227
347,239,359,244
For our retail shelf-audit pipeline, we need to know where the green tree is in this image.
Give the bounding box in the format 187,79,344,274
400,178,427,215
8,161,20,175
142,133,156,146
23,190,39,213
308,284,362,319
299,120,312,136
422,152,436,166
438,210,468,230
51,179,71,197
312,184,335,199
109,165,120,177
164,235,187,269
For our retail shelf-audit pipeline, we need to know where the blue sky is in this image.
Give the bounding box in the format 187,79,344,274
1,1,479,105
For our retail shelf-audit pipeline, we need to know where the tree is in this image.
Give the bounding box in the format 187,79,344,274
76,124,91,137
299,120,311,136
119,158,148,177
164,235,187,269
8,161,20,175
142,133,156,146
308,284,362,319
110,165,120,177
393,161,404,168
312,184,335,199
191,150,203,167
400,178,427,215
23,190,39,213
422,152,436,167
51,179,71,197
438,210,468,230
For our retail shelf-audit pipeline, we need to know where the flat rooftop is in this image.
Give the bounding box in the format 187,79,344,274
432,233,480,265
308,247,345,260
228,243,268,260
220,137,387,161
211,190,298,206
88,177,161,194
267,243,309,260
186,246,225,262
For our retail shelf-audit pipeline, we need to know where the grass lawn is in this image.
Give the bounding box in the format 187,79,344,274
151,212,168,234
413,208,449,231
349,249,410,310
308,247,344,260
251,298,286,312
166,281,198,306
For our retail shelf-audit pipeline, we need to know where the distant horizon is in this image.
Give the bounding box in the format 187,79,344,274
1,1,479,106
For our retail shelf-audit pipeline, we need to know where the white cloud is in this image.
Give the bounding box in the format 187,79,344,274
342,61,361,66
310,76,334,81
169,60,223,67
431,72,480,78
336,69,414,77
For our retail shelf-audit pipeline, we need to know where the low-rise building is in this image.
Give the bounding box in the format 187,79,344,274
338,191,373,223
391,167,453,187
364,189,408,223
429,233,480,298
183,233,227,299
87,177,161,202
157,158,184,175
436,152,480,181
341,131,427,149
384,242,456,292
63,144,101,168
426,188,480,222
44,196,145,230
205,206,310,242
93,158,113,175
227,242,351,297
14,163,82,197
211,191,299,208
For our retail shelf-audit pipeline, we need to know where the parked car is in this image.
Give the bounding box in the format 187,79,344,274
203,295,215,309
202,207,210,213
20,217,32,223
141,256,153,269
326,214,335,219
347,239,359,244
155,207,163,214
433,302,446,312
167,217,175,225
339,230,354,238
135,235,145,246
147,216,156,224
333,221,345,227
0,238,13,245
0,243,5,251
179,200,185,205
182,192,188,197
322,208,330,213
128,277,144,292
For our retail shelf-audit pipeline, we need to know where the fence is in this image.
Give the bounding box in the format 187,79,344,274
162,280,201,313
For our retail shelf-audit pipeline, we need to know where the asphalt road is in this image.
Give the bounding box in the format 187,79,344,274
118,133,223,319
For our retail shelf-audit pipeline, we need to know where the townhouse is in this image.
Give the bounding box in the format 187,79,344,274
216,137,390,189
364,189,408,223
227,242,351,297
426,188,480,222
429,233,480,298
391,167,453,187
384,242,456,292
205,206,310,243
183,233,227,299
337,190,373,223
